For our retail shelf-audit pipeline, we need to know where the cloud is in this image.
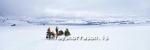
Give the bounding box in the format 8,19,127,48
0,0,150,17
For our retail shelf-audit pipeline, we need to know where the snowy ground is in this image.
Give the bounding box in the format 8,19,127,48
0,25,150,50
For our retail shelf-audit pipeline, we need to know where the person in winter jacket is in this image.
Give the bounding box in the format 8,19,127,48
46,27,55,39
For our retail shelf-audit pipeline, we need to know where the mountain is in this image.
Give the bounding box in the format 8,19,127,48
0,16,150,26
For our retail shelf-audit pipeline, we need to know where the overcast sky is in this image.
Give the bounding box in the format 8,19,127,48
0,0,150,17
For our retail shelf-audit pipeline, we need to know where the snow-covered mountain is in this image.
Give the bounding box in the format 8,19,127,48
1,16,150,26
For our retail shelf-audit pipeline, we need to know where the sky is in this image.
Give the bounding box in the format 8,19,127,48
0,0,150,17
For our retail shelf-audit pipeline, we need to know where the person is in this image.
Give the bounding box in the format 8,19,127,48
46,27,55,39
64,28,71,37
58,30,64,36
55,26,58,34
55,26,59,39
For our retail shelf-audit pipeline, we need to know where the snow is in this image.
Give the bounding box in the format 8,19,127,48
0,16,150,50
1,16,150,26
0,25,150,50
